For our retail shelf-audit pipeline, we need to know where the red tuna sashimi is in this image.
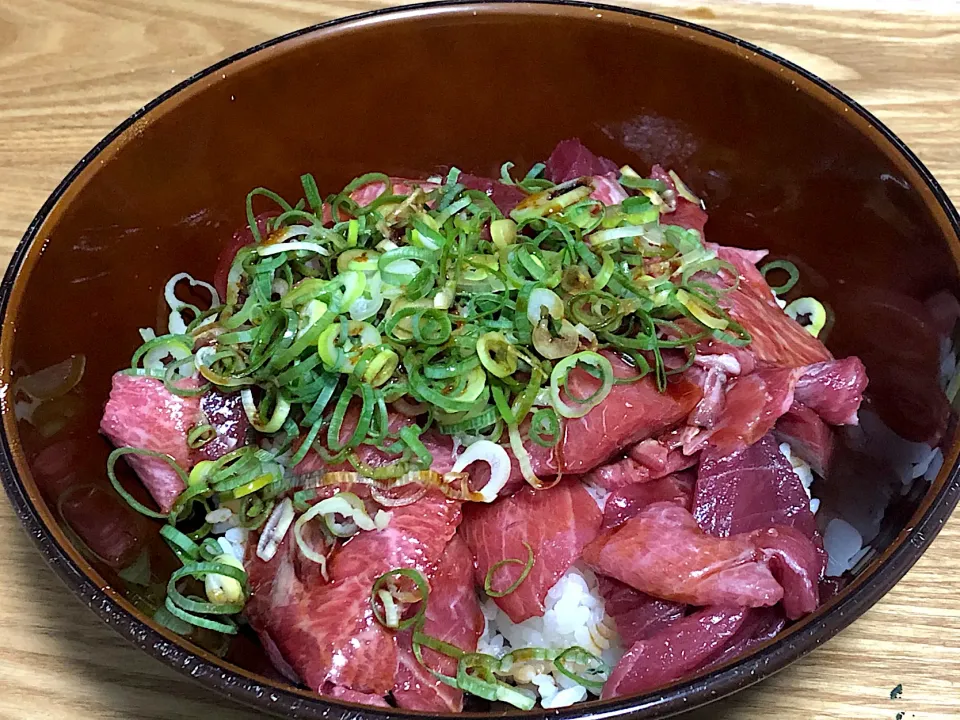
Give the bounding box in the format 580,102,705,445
321,684,390,708
775,403,835,476
520,352,702,478
703,367,804,455
711,245,833,370
589,175,628,205
582,503,783,609
601,474,694,530
695,433,818,539
688,364,729,429
752,525,823,618
650,164,709,235
793,357,868,425
601,606,749,699
545,138,618,183
695,434,824,619
100,374,197,513
393,534,483,712
597,575,685,648
459,173,527,215
244,491,461,694
587,456,651,490
701,606,786,672
347,178,437,207
462,479,601,623
627,438,699,478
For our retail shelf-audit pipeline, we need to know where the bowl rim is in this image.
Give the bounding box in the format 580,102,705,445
2,1,959,718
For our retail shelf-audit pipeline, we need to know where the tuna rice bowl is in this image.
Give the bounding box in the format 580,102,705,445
98,138,879,710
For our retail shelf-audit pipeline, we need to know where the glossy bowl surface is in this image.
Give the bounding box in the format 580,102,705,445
2,2,959,718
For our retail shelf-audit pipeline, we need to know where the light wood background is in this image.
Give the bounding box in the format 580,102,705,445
0,1,958,718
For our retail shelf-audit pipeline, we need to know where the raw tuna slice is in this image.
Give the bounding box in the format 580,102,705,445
587,456,651,491
710,245,833,370
327,490,462,583
775,403,835,476
101,374,250,513
459,174,526,215
321,684,391,708
601,607,748,699
688,365,728,429
393,534,483,712
700,606,785,672
245,538,398,694
583,503,783,609
627,438,699,478
347,178,438,208
462,479,601,623
703,367,804,455
602,474,694,530
519,352,702,479
793,357,868,425
544,139,618,183
596,575,685,648
244,490,461,694
695,434,818,539
752,525,823,618
100,373,197,513
650,164,709,235
589,175,629,205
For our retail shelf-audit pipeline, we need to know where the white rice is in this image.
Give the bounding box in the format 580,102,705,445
845,408,941,487
778,442,820,514
582,481,611,512
478,563,623,707
822,518,867,578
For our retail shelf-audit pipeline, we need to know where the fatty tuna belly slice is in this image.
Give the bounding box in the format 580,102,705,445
393,534,483,712
521,352,702,478
100,374,198,514
244,490,461,695
462,479,602,623
100,373,249,513
711,245,833,370
245,536,397,694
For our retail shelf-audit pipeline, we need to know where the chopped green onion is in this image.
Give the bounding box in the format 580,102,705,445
784,296,828,337
484,540,534,597
370,568,429,630
760,259,800,295
107,447,187,519
554,646,610,689
549,352,614,419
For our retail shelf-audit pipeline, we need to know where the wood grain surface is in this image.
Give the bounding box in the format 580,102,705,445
0,1,958,718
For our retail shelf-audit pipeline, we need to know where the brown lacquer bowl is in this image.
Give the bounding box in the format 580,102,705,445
2,2,959,718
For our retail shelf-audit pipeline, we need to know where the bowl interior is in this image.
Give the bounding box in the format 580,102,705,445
2,2,960,718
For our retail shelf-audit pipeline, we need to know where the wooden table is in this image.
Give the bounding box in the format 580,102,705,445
0,1,958,718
